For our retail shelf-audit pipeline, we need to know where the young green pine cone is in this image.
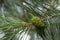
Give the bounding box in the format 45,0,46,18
31,16,45,29
31,16,46,35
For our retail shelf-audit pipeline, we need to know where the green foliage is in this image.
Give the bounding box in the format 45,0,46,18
0,0,60,40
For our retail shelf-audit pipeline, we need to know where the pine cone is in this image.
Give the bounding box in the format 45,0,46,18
31,16,46,29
